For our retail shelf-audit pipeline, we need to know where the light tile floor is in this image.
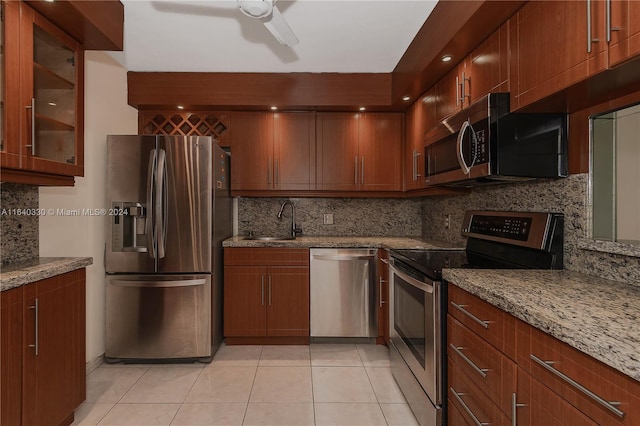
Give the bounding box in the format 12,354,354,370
72,343,419,426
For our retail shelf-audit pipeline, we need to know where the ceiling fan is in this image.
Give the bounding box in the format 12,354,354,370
237,0,299,46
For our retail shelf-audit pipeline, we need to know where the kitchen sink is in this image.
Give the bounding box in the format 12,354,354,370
243,236,296,241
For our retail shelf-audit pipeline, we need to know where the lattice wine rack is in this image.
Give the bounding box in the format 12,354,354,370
138,111,230,146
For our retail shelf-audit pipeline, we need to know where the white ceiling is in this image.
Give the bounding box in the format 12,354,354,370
108,0,437,73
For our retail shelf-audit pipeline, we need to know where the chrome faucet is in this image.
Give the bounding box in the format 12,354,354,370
277,200,302,238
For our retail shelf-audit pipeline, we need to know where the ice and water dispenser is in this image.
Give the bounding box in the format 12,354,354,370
111,202,148,252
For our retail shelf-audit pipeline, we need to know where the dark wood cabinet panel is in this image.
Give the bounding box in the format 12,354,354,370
1,286,23,426
609,0,640,67
435,65,464,121
359,113,402,191
467,21,510,104
316,112,360,191
223,266,267,337
404,89,436,191
273,112,315,191
224,248,310,341
22,269,85,426
509,0,607,110
376,251,389,344
266,267,309,337
516,369,597,426
1,1,84,185
229,112,274,191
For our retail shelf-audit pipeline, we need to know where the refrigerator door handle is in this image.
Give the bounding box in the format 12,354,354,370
146,149,157,259
156,149,167,259
111,278,207,288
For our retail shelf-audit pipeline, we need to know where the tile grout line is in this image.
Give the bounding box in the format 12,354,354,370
241,345,264,425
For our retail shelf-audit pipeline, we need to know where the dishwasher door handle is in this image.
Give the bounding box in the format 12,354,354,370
312,254,376,261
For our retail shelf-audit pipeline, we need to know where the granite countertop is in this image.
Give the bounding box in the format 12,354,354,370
442,268,640,382
223,236,463,250
1,257,93,292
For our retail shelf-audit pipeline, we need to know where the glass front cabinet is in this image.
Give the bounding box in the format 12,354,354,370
1,1,83,184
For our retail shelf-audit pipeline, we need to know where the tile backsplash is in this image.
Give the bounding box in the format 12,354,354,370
1,183,39,265
422,174,640,285
237,197,422,238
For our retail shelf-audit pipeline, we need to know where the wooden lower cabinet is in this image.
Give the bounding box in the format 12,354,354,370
224,248,309,343
376,250,389,344
0,268,86,426
515,369,597,426
448,283,640,426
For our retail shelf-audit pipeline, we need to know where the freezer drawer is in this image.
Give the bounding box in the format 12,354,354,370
310,248,377,337
106,274,212,361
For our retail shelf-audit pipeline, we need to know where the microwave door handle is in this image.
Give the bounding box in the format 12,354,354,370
146,149,157,259
456,120,472,174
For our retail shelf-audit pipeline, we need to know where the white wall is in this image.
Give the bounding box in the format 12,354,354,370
39,51,137,363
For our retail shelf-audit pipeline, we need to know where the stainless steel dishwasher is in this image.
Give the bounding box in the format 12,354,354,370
310,248,378,337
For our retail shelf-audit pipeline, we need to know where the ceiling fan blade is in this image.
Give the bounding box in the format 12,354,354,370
261,4,299,47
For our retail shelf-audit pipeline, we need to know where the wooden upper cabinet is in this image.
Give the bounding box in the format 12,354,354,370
229,111,315,193
316,112,360,191
229,111,274,191
273,112,315,191
466,21,510,104
435,64,464,121
1,1,84,185
359,113,402,191
609,0,640,67
405,89,436,191
509,0,607,110
317,112,402,192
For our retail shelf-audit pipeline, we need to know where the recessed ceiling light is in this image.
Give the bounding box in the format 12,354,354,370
402,96,411,102
441,55,452,62
177,105,184,110
270,106,278,110
48,102,57,106
359,107,366,111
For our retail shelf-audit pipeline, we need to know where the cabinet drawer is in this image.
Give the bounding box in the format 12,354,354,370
448,315,516,417
448,284,516,359
517,319,640,425
448,356,510,426
224,248,309,266
516,368,597,426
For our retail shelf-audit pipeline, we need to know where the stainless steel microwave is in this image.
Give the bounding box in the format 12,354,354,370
424,93,568,187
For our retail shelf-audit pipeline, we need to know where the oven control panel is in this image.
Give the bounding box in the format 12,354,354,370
467,214,532,241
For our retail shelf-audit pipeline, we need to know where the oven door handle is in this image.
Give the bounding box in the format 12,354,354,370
389,259,434,294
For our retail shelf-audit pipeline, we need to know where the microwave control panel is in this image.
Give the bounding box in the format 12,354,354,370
473,128,488,163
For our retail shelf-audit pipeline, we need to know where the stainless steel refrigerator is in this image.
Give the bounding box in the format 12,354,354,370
105,135,232,362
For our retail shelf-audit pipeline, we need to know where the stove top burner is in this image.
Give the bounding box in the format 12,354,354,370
391,249,468,280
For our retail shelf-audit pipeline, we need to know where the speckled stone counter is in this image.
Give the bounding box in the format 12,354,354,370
1,257,93,292
442,269,640,381
223,236,463,250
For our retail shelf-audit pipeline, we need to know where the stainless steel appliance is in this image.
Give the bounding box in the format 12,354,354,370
389,210,564,425
105,135,232,362
424,93,568,187
310,248,377,338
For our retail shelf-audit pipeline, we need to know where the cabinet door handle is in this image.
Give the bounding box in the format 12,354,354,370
530,354,624,418
361,156,365,184
268,275,272,306
261,275,265,306
461,72,471,105
275,158,279,185
412,151,418,181
28,298,39,356
415,152,422,178
512,393,527,426
449,344,488,378
379,277,387,308
354,157,358,185
606,0,621,42
450,387,489,426
450,301,490,328
587,0,600,53
267,157,272,185
25,98,36,156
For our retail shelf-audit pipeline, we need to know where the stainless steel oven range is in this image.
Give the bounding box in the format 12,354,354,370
388,210,564,426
